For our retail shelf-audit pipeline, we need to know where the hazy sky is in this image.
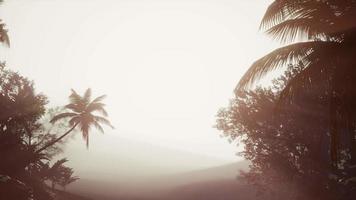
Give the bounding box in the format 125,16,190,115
0,0,277,176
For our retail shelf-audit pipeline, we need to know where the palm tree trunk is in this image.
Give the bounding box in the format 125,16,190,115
348,115,356,164
330,101,338,169
329,73,338,169
35,123,78,154
346,77,356,165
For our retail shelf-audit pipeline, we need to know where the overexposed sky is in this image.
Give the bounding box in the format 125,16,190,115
0,0,277,173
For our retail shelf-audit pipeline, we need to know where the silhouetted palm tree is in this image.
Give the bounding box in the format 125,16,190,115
235,0,356,167
58,167,79,191
36,88,113,153
45,158,68,190
237,0,356,91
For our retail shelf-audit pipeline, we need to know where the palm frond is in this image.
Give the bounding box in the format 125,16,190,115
83,88,92,105
64,103,82,113
87,102,108,116
236,41,339,92
94,116,114,129
265,18,328,43
91,95,107,104
265,14,356,43
51,158,68,171
261,0,356,40
67,176,79,184
69,89,83,105
92,121,104,133
260,0,332,30
50,112,77,124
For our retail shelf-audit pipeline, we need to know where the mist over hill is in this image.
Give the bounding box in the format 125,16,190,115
66,160,252,200
61,134,237,180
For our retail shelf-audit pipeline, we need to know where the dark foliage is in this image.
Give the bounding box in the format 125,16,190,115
0,65,79,200
235,0,356,168
217,65,356,199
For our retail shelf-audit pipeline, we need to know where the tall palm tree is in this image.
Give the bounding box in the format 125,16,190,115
36,88,113,153
235,0,356,168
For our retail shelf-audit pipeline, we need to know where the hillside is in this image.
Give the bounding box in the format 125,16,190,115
54,190,93,200
165,179,255,200
67,161,254,200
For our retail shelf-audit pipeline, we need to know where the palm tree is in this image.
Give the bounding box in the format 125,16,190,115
36,88,113,153
58,167,79,191
0,1,10,47
235,0,356,168
237,0,356,91
45,158,68,191
0,20,9,47
39,158,78,191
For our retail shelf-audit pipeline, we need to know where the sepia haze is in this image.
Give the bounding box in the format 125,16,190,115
0,0,276,189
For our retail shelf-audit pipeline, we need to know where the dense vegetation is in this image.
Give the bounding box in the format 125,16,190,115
1,0,356,200
0,3,113,199
217,0,356,199
0,65,112,200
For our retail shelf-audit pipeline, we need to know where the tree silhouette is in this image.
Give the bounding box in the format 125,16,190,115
58,167,79,191
0,2,84,199
37,158,78,191
0,65,56,200
217,65,356,199
0,1,10,47
235,0,356,169
46,158,68,190
36,88,113,153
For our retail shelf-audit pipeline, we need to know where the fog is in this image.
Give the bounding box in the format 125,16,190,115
0,1,276,199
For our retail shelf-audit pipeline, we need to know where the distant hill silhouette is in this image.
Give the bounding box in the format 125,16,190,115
63,135,234,181
67,160,254,200
54,190,93,200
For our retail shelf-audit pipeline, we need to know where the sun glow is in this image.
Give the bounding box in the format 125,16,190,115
0,0,277,171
